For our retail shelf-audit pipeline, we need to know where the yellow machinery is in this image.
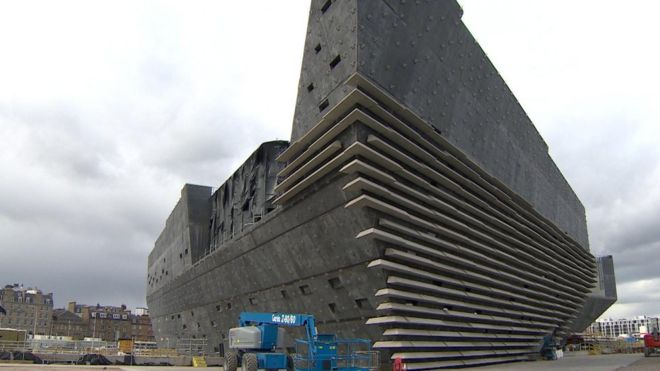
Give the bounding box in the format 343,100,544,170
0,328,26,342
118,338,134,354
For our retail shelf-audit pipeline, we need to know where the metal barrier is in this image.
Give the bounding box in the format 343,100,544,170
0,339,146,357
175,338,208,356
0,340,31,352
294,338,379,371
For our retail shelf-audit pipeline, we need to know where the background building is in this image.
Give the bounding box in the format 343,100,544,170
0,284,53,335
587,316,660,338
51,309,88,340
65,302,154,341
131,312,154,341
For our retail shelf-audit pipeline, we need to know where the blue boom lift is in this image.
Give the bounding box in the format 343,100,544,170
223,312,377,371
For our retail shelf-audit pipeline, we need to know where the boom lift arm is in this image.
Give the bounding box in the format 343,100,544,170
239,312,318,345
224,312,376,371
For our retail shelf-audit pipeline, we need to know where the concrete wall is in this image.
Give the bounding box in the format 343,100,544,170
148,142,288,295
290,0,588,248
148,184,211,293
148,168,385,354
208,141,289,253
291,0,358,141
570,255,618,333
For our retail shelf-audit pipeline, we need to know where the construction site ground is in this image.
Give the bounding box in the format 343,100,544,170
2,351,660,371
471,351,660,370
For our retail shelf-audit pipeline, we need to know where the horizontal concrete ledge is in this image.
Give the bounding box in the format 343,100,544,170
376,288,559,328
391,349,531,360
274,140,342,193
367,258,576,312
383,328,539,341
367,312,546,334
372,340,538,349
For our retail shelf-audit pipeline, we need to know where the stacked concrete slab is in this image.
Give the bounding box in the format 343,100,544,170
147,1,616,369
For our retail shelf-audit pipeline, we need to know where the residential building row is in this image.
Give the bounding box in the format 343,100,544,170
0,284,53,335
0,284,153,342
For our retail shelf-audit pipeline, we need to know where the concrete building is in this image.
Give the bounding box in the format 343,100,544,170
588,316,660,338
0,284,53,335
147,1,617,368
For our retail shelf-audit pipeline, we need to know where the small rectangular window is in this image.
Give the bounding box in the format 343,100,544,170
299,285,312,295
281,290,287,299
329,55,341,69
328,277,342,289
321,0,332,14
319,99,329,112
355,298,371,309
307,83,314,92
249,297,257,305
328,303,337,313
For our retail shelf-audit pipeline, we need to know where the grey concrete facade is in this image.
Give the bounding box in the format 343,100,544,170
147,1,616,369
208,141,289,254
292,0,587,248
148,184,211,292
570,256,618,333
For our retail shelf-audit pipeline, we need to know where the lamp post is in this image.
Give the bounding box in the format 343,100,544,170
91,315,97,352
32,305,38,337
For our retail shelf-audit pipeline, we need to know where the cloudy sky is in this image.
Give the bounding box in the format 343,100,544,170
0,1,658,321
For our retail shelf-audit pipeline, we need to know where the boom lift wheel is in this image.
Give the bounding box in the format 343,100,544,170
242,352,258,371
224,350,238,371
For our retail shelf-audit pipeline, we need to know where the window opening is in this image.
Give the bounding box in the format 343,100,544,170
321,0,332,14
329,55,341,69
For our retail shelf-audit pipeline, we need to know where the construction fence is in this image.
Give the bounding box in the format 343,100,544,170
0,338,204,357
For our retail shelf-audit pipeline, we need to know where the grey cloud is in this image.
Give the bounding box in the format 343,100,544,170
0,1,309,311
1,1,659,319
607,241,660,283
